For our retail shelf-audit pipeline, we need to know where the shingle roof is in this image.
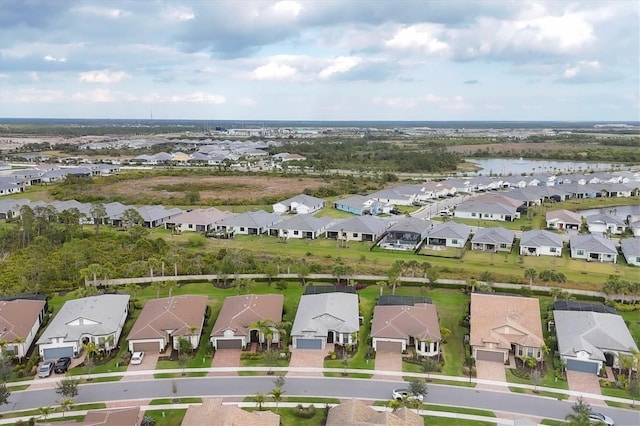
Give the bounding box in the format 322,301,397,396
471,227,515,245
427,221,470,240
326,215,390,234
546,209,582,224
128,295,208,341
554,310,639,362
569,234,617,254
211,294,283,338
168,207,235,225
181,398,280,426
470,293,543,350
269,214,334,232
371,303,440,342
586,212,626,226
37,295,130,344
621,237,640,257
386,217,432,234
291,292,359,338
275,194,324,207
326,399,422,426
0,299,46,342
217,209,283,228
520,230,563,248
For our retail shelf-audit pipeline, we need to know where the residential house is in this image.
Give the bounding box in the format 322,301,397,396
554,305,639,374
471,227,515,252
272,152,307,162
210,294,283,350
44,407,141,426
369,187,416,206
0,198,30,219
216,210,283,235
182,399,279,426
326,399,422,426
37,294,130,360
378,217,432,251
333,194,391,216
519,230,563,257
0,298,47,360
453,194,522,222
424,221,470,248
164,207,235,233
135,205,183,228
468,176,503,192
621,237,640,266
325,215,390,242
272,194,325,215
629,215,640,237
127,295,208,353
556,174,587,185
546,209,582,231
268,214,334,239
291,289,359,349
470,293,544,364
0,178,21,196
370,296,440,356
569,234,618,263
586,212,627,236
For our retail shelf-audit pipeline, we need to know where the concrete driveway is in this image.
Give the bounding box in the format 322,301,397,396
373,351,402,380
209,349,242,376
566,370,603,406
287,344,332,377
475,360,507,390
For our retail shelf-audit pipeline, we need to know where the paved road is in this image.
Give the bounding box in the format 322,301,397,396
5,377,639,425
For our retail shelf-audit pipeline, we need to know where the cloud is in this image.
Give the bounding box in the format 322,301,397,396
164,5,195,22
44,55,66,63
250,61,299,81
385,24,450,55
319,56,363,79
13,88,64,103
464,79,478,84
79,70,132,84
72,5,131,19
169,92,226,104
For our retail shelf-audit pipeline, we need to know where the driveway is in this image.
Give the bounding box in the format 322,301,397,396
287,344,332,377
209,349,241,376
121,351,161,382
566,370,603,406
373,351,402,380
475,360,507,390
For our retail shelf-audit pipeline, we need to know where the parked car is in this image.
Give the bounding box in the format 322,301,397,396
130,351,145,365
392,388,424,402
54,357,72,374
589,412,614,426
38,360,54,378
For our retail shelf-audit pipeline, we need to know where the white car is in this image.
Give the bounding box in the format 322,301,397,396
392,388,424,402
588,412,614,426
130,351,145,365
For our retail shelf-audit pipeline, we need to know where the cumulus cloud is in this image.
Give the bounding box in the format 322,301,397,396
386,24,450,55
79,70,131,84
250,61,299,81
169,92,226,104
13,88,64,103
164,5,195,22
319,56,363,79
44,55,66,63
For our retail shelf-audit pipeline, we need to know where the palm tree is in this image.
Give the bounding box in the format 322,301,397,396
59,398,74,418
271,386,284,413
254,391,266,411
250,319,274,351
565,397,591,425
39,405,53,421
524,268,537,287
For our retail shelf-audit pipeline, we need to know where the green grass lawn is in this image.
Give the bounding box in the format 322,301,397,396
149,397,202,405
0,403,106,420
505,363,569,390
142,409,186,426
508,386,569,400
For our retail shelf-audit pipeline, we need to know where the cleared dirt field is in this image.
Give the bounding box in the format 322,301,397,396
104,175,330,201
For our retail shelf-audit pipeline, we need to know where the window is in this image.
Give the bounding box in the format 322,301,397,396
240,227,245,232
293,230,299,235
471,213,477,217
527,348,534,357
500,243,507,249
518,347,523,356
550,247,557,253
452,239,458,245
353,233,358,238
577,250,584,256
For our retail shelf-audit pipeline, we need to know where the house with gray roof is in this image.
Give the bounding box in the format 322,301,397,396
164,207,235,233
369,187,416,206
621,237,640,266
291,292,359,350
425,221,470,248
519,230,563,257
333,194,391,216
216,210,283,235
37,294,130,360
554,309,638,375
0,178,21,196
471,227,515,252
273,194,325,215
378,217,432,251
325,215,390,242
569,234,618,263
586,212,627,235
546,209,582,231
268,214,334,240
453,194,522,222
135,205,183,228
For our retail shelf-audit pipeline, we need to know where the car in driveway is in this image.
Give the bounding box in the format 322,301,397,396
130,351,145,365
589,412,614,426
54,357,72,374
392,388,424,402
38,360,54,378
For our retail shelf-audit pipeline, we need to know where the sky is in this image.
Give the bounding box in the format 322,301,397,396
0,0,638,121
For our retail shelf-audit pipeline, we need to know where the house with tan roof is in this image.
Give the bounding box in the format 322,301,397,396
326,399,422,426
163,207,235,233
371,297,440,356
182,398,279,426
44,406,140,426
210,294,283,350
546,209,582,231
127,295,208,353
0,298,47,360
470,293,544,364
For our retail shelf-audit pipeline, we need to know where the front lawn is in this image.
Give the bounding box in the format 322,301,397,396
142,409,187,426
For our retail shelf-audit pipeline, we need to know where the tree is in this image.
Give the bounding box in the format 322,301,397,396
233,278,254,295
524,268,537,287
0,382,10,406
297,260,310,286
56,377,80,399
141,414,157,426
178,353,190,376
0,355,11,383
408,379,428,400
89,203,108,235
121,208,144,231
264,349,280,375
565,397,591,425
58,397,74,418
525,355,537,374
254,391,266,411
388,261,403,295
38,405,53,421
273,374,286,389
629,379,640,406
178,336,193,354
271,386,285,413
422,357,439,381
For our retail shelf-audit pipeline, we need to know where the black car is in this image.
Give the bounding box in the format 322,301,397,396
54,357,72,373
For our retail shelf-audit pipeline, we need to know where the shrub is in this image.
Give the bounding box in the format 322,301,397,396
275,280,288,291
293,404,316,419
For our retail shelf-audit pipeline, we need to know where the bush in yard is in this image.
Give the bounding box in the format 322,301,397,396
293,404,316,419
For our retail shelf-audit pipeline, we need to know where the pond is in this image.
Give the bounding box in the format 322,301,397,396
466,158,621,176
578,205,640,218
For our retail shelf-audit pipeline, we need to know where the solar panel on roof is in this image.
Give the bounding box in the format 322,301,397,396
303,285,356,295
553,301,617,314
377,295,432,306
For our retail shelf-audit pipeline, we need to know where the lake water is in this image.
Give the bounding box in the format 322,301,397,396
579,205,640,218
466,158,620,176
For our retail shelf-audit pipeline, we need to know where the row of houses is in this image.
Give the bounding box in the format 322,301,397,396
0,164,121,195
4,289,636,383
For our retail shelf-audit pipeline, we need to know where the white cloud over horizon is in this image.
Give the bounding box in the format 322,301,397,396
0,0,637,121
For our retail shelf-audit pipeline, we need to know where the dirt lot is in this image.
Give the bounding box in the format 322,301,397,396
104,175,330,202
